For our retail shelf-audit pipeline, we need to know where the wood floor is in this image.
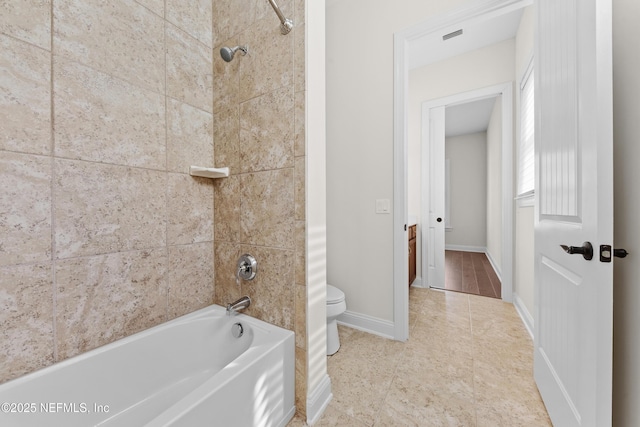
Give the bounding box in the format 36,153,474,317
444,250,501,299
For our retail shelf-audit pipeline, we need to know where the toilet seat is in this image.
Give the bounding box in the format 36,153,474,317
327,285,345,304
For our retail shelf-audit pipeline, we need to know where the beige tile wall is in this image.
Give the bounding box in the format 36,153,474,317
1,0,309,419
211,0,307,416
1,0,215,382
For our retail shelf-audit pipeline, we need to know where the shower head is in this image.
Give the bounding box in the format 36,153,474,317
220,45,248,62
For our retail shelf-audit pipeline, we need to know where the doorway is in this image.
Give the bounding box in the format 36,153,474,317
418,84,513,302
393,0,531,340
441,95,502,299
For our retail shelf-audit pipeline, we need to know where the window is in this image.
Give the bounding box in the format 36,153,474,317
517,60,535,199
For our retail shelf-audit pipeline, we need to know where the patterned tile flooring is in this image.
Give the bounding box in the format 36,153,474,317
288,287,551,426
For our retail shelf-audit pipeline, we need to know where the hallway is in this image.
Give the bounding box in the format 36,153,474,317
289,288,550,426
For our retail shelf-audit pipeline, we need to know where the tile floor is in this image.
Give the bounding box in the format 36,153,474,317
288,287,551,426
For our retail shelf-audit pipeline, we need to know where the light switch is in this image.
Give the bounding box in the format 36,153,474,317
375,199,391,214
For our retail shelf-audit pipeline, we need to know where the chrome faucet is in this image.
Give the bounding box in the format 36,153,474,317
226,296,251,316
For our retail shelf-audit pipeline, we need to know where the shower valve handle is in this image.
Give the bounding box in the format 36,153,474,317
237,254,257,281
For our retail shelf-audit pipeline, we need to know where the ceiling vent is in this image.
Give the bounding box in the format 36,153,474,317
442,29,463,41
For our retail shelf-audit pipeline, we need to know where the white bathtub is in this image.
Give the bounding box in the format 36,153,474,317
0,305,295,427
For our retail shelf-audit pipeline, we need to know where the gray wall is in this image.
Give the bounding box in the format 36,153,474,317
445,132,487,249
612,0,640,424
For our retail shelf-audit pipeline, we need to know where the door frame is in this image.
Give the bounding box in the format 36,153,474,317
393,0,528,340
420,83,514,302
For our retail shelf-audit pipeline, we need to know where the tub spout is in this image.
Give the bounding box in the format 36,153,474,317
226,296,251,316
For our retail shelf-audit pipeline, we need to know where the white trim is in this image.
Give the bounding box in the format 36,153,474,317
337,311,395,339
515,189,535,199
393,0,531,341
393,30,410,343
445,158,451,229
516,192,535,207
518,52,535,88
445,244,487,253
484,248,502,282
279,406,297,427
305,374,332,426
421,86,507,109
500,83,514,303
305,0,328,419
410,276,424,288
513,292,534,339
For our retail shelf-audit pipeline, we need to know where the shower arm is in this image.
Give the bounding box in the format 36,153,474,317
267,0,293,35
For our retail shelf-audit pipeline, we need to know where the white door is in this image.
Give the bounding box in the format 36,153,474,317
422,105,445,288
534,0,613,425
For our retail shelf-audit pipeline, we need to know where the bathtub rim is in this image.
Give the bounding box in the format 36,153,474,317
0,304,292,391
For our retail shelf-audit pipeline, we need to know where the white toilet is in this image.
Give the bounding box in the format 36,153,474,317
326,284,347,355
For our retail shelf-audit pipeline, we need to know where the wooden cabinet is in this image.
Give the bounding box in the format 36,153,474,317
408,224,416,286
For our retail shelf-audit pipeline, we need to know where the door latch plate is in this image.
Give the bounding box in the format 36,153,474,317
600,245,612,262
600,245,629,262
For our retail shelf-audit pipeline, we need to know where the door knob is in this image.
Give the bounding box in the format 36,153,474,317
560,242,593,260
436,217,442,223
613,248,629,258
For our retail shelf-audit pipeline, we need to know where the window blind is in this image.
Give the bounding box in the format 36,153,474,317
518,67,535,197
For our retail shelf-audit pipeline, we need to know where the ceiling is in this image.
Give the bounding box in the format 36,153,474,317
409,7,523,138
408,8,524,71
445,96,498,137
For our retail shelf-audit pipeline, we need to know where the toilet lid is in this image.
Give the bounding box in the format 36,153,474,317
327,285,345,304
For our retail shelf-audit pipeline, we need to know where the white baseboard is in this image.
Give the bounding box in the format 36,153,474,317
484,250,502,282
410,276,424,288
513,293,534,339
306,374,332,426
337,310,395,339
279,406,297,427
444,244,486,253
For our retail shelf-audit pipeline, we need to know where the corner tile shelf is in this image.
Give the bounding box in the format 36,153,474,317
189,166,229,179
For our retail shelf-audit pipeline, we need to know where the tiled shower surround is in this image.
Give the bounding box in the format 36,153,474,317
0,0,308,417
212,0,307,415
